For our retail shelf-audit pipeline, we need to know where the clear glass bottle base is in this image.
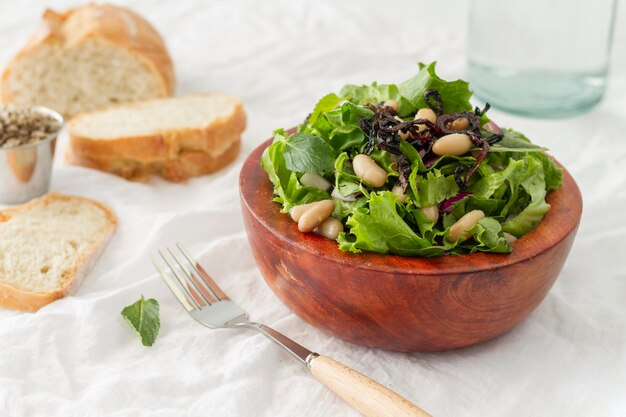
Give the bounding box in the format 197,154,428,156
467,62,607,118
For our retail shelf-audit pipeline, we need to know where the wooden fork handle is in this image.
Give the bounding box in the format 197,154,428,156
309,355,432,417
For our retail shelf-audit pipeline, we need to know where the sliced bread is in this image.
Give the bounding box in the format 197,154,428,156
67,140,241,182
67,94,246,181
1,4,174,119
0,193,116,311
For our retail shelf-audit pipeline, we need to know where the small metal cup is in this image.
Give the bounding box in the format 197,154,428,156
0,106,64,205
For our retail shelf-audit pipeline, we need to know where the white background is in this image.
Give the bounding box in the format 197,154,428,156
0,1,625,416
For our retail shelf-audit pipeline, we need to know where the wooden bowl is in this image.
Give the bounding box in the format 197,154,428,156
239,138,582,352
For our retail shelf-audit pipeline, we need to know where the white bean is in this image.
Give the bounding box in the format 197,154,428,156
415,108,437,132
298,200,336,232
331,188,358,202
420,205,439,224
447,117,470,131
447,210,485,242
352,154,388,188
398,130,411,140
432,133,473,156
290,202,314,222
503,232,517,244
391,184,407,203
384,100,399,112
300,172,331,190
394,116,412,140
315,217,344,240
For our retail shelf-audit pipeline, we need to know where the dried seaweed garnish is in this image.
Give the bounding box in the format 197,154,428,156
465,132,490,183
424,89,443,115
474,103,491,117
436,111,481,135
485,131,504,145
432,102,502,186
454,166,467,190
361,103,403,155
396,154,412,191
360,117,377,154
358,91,501,189
360,103,443,156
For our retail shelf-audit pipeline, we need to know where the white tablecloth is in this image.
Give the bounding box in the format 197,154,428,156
1,1,625,416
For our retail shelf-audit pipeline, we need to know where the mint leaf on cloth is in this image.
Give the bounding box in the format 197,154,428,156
121,296,160,347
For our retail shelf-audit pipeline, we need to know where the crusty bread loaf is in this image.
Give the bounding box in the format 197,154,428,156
67,94,246,181
1,4,174,119
0,193,116,312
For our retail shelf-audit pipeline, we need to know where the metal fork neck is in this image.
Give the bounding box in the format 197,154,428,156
233,321,318,367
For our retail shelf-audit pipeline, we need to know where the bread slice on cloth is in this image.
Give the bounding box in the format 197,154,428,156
67,94,246,181
0,193,116,312
0,4,174,118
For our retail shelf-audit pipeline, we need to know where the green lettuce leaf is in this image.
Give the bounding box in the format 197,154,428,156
501,156,551,237
533,152,563,191
333,197,368,221
467,217,511,253
339,62,473,117
121,296,160,347
261,131,330,211
339,82,413,115
399,140,426,172
418,170,459,207
309,102,374,152
369,149,399,175
338,192,439,256
308,93,341,126
398,62,473,114
490,129,547,152
407,206,438,239
469,158,525,199
334,152,362,196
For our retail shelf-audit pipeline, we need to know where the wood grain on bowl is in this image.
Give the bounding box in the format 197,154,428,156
239,138,583,352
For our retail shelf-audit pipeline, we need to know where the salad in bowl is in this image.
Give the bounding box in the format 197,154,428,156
261,63,562,257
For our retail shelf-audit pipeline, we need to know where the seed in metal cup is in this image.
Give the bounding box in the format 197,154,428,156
0,105,64,204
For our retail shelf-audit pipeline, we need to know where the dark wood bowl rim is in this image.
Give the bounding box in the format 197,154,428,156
240,138,583,276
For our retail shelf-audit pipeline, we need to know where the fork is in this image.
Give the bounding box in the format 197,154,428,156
152,243,432,417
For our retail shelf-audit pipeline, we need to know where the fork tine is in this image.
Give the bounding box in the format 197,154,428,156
159,248,205,309
157,250,204,309
176,243,229,301
151,254,196,311
166,247,214,306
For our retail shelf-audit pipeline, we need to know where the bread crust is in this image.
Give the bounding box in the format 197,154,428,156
67,138,241,182
66,93,245,181
68,94,246,162
0,193,116,312
0,4,175,113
